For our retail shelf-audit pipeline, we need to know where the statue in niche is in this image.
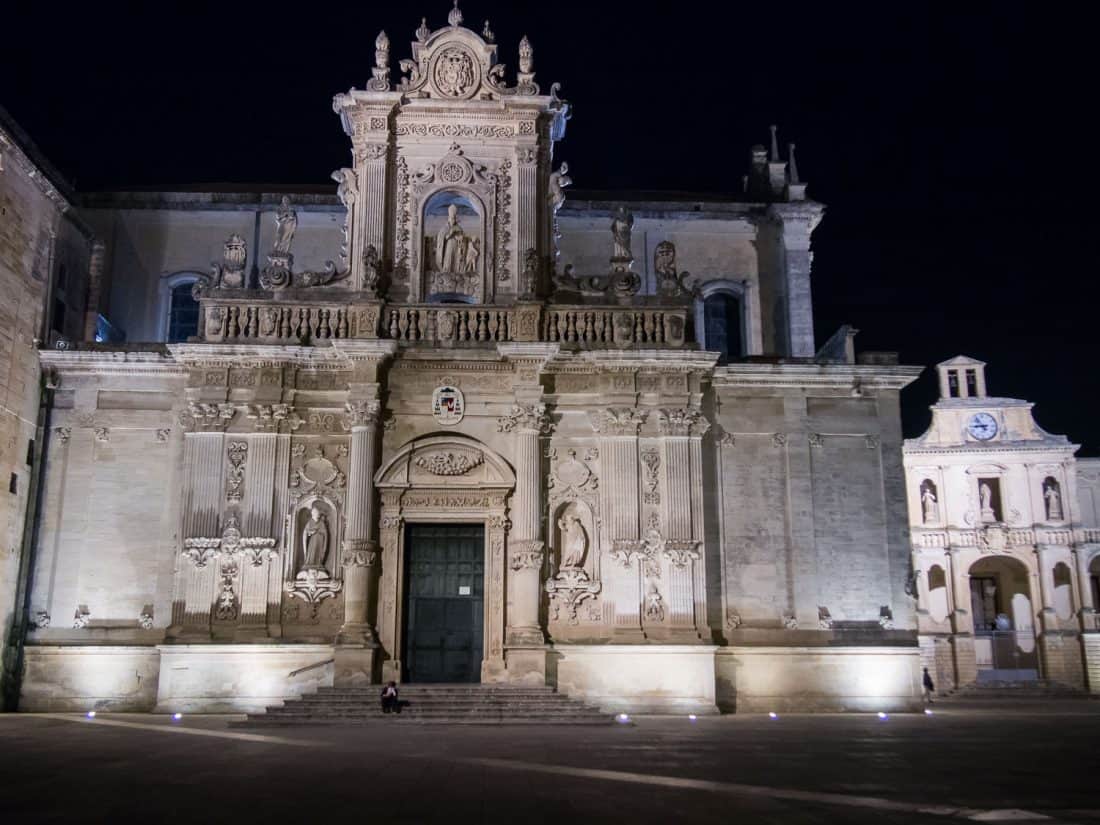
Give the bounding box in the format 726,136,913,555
1044,478,1063,520
921,481,939,523
300,505,331,574
558,513,588,570
435,204,468,273
273,196,298,254
610,206,634,261
363,244,383,295
979,482,995,522
548,162,572,214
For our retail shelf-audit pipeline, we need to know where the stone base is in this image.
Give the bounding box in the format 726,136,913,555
19,646,160,712
333,645,377,687
504,646,549,685
154,644,333,713
551,644,718,714
716,646,921,713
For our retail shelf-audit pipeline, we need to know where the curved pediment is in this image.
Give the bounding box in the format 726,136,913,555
375,434,515,488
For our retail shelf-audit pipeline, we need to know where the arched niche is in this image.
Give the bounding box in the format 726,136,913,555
1052,562,1074,621
404,143,504,304
919,479,940,524
288,495,341,581
1042,476,1065,522
926,564,948,623
693,279,759,361
551,500,598,581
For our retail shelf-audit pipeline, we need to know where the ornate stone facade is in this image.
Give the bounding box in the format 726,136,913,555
904,357,1099,693
17,6,935,714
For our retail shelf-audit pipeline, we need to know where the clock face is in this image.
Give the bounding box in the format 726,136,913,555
967,412,998,441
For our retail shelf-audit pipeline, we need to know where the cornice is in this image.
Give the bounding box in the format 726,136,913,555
903,441,1078,458
568,350,719,372
713,363,922,390
167,343,346,368
40,349,185,377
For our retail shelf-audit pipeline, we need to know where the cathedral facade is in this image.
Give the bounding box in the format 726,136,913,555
18,9,926,713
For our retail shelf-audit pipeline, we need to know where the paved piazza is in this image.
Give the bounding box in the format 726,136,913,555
2,706,1097,823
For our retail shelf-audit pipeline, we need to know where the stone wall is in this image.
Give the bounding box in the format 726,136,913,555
0,115,92,703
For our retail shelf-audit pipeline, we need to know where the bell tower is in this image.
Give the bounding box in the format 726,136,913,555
332,2,571,303
936,355,988,400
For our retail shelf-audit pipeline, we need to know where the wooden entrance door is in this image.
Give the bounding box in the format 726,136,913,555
402,524,485,683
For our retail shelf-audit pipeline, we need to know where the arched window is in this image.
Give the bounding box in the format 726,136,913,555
166,281,200,342
703,292,743,364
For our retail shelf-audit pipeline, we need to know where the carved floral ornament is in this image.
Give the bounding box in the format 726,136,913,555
497,403,551,434
344,399,381,429
656,408,710,437
414,449,484,476
180,402,235,432
588,407,647,436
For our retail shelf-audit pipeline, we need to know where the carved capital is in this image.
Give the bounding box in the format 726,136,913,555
662,539,700,568
509,540,545,571
589,407,647,436
497,403,551,434
341,539,379,568
248,403,291,433
344,399,381,430
182,402,236,432
657,408,710,437
182,538,221,568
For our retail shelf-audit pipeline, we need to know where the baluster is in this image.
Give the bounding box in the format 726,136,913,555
654,312,665,344
398,309,409,340
427,310,438,343
475,311,485,341
488,311,500,341
634,313,644,342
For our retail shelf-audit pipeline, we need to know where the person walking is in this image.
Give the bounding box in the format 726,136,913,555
381,681,400,714
922,667,935,704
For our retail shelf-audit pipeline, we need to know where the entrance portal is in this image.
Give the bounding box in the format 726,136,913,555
402,524,485,683
968,556,1039,681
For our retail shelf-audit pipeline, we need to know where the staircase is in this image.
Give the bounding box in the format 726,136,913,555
940,678,1094,703
234,684,614,726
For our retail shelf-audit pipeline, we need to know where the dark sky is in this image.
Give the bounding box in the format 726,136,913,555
4,1,1094,453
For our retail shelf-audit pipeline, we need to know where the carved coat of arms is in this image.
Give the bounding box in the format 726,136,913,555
431,385,465,425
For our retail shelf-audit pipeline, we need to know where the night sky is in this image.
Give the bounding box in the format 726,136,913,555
3,2,1094,453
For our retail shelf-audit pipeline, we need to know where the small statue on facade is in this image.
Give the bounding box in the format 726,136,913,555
610,206,633,262
921,481,939,523
979,482,996,523
644,582,664,623
464,237,480,274
653,240,689,297
273,196,298,255
1044,479,1063,521
435,204,467,273
300,505,331,574
558,513,588,570
548,162,572,214
363,244,384,297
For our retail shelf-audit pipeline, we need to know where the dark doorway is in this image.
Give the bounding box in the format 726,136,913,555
402,523,485,683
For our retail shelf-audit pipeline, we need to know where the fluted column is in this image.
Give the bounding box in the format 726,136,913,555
498,403,548,646
339,399,381,645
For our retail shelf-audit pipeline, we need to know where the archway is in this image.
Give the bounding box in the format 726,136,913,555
374,434,515,684
967,555,1039,680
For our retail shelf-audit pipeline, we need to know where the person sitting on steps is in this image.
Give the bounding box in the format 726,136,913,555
381,681,400,714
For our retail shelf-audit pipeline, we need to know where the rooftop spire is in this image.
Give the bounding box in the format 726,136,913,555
788,142,800,185
416,17,430,42
769,124,780,163
448,0,463,27
482,19,495,42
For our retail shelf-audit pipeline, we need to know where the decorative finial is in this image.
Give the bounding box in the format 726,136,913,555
448,0,463,27
788,143,800,185
769,124,780,163
416,17,430,42
482,19,495,42
519,35,534,74
367,30,391,91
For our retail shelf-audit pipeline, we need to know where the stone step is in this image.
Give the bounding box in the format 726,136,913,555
241,683,613,726
233,716,613,727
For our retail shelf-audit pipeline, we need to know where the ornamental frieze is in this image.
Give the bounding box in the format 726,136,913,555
413,450,484,476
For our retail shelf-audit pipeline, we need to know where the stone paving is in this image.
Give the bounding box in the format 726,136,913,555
1,703,1097,823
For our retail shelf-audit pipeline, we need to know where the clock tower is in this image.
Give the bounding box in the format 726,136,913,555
903,355,1095,695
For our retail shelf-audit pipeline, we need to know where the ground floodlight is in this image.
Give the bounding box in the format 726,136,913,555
877,712,888,720
86,711,96,719
768,711,778,719
172,712,183,720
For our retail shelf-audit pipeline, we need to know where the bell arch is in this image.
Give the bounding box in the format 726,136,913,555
374,434,516,683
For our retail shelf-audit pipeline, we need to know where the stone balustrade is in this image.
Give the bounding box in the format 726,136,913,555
200,296,689,349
